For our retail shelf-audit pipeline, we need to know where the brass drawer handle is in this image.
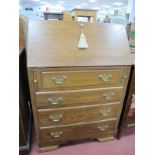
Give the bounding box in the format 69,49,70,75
52,75,66,84
49,114,63,122
48,97,62,105
97,125,109,131
49,131,63,138
99,109,112,116
98,74,112,82
102,92,115,100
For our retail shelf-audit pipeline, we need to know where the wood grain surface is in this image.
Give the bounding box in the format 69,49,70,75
39,119,116,146
27,21,133,67
38,103,119,126
36,88,123,108
29,66,130,91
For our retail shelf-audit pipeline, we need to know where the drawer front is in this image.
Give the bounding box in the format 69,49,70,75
38,103,119,127
36,88,123,108
39,119,116,146
38,69,128,90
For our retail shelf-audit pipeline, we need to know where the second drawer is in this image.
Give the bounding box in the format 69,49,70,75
38,103,120,127
36,87,123,108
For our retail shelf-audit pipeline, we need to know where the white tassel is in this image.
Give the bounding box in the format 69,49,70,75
77,33,88,49
77,23,88,49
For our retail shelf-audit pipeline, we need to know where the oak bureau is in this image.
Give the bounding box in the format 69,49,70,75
26,21,133,152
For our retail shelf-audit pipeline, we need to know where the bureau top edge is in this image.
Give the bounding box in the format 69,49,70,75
27,57,134,68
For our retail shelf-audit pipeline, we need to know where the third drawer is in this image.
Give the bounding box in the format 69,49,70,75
38,103,120,127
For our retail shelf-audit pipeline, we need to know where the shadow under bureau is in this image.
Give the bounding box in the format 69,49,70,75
27,21,133,152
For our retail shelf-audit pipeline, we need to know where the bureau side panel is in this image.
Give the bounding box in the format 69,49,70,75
27,68,40,144
113,66,131,136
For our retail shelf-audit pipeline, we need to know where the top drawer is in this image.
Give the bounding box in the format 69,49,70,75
33,67,130,90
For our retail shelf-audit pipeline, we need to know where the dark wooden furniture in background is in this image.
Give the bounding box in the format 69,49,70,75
44,12,64,20
27,21,133,152
19,49,32,155
126,23,132,39
19,17,32,155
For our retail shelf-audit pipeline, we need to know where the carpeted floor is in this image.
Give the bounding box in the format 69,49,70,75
30,127,135,155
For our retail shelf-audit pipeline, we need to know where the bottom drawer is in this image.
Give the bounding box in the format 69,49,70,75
39,119,117,146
